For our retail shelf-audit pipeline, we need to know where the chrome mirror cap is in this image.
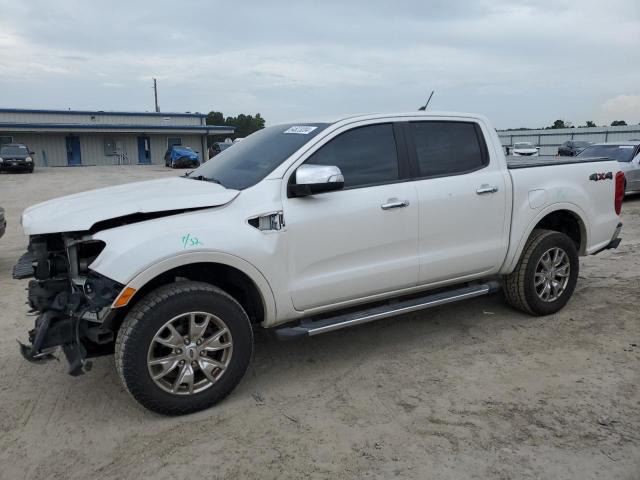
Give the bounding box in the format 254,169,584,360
295,164,344,185
288,164,345,198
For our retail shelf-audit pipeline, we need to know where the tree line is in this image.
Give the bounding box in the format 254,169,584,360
205,111,265,141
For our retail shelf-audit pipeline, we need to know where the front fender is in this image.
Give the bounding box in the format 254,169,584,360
114,251,277,325
88,216,278,325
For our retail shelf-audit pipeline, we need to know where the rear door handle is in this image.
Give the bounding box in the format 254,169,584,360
476,185,499,195
381,200,410,210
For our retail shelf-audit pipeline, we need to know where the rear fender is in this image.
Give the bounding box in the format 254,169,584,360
501,203,589,274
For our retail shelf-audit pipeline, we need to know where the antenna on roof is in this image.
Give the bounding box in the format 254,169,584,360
418,90,435,111
153,78,160,113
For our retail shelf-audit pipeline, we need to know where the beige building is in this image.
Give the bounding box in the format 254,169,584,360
0,108,234,167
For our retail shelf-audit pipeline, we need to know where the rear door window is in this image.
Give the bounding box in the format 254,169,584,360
409,121,487,178
305,123,399,188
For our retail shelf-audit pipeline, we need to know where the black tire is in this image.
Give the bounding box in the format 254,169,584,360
503,229,579,316
115,281,253,415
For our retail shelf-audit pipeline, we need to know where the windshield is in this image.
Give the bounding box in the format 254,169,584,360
514,143,533,149
578,145,637,162
173,146,194,153
573,141,590,148
0,145,28,156
188,123,329,190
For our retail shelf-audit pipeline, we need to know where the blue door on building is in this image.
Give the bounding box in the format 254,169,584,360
66,136,81,166
137,136,151,164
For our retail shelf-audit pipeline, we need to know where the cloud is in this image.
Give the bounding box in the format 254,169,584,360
0,0,638,127
599,94,640,125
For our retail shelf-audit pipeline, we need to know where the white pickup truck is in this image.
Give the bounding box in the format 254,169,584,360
14,112,625,415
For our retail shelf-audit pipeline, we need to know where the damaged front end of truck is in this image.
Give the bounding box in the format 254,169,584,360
12,176,242,377
13,233,124,375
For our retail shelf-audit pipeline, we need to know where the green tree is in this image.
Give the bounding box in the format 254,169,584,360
206,111,225,125
550,119,567,129
610,120,627,126
205,111,266,141
585,120,596,127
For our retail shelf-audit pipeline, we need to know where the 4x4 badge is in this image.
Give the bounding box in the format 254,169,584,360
589,172,613,181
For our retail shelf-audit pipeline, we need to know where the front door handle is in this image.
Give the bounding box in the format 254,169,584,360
476,185,499,195
381,200,410,210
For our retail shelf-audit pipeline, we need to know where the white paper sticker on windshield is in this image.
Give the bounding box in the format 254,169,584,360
619,145,634,149
284,126,317,135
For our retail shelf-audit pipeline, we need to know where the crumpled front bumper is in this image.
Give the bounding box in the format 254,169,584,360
14,248,124,375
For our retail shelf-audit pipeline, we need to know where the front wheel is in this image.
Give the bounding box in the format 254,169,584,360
115,281,253,415
503,229,579,316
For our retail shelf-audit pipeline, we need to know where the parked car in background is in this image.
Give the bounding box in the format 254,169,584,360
13,111,624,415
0,143,35,173
164,146,200,168
578,141,640,194
209,141,233,159
509,142,539,156
558,140,592,157
0,207,5,238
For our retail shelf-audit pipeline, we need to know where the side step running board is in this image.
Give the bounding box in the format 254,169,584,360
274,281,501,339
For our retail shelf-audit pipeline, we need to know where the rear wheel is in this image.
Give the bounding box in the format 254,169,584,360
503,229,579,316
115,281,253,415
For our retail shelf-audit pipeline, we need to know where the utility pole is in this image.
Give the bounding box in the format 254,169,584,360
153,78,160,113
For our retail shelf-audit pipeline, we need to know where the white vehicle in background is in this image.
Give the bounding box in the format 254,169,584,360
13,111,624,415
577,141,640,195
510,142,540,156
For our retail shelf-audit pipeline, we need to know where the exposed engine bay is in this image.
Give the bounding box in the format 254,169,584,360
13,233,124,375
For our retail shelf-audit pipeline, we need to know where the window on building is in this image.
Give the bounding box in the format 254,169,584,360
409,121,487,178
104,137,117,155
168,137,182,148
305,124,399,188
0,136,13,146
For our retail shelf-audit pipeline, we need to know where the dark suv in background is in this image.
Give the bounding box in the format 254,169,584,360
557,140,592,156
0,143,35,173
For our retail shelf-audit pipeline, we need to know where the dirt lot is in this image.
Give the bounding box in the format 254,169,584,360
0,166,638,479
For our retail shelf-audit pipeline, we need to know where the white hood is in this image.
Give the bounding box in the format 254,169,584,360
22,177,240,235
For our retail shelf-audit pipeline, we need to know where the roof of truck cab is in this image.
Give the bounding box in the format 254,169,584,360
288,111,487,125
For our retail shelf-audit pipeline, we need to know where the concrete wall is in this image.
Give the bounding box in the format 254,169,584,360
4,133,205,167
498,124,640,155
0,110,204,127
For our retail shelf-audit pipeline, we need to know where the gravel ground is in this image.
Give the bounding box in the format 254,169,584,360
0,166,638,480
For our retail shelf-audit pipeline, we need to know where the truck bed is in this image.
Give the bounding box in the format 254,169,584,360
506,156,609,169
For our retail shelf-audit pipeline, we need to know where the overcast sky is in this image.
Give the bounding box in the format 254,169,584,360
0,0,638,129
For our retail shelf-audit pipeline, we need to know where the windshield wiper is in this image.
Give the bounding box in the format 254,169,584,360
187,175,223,185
